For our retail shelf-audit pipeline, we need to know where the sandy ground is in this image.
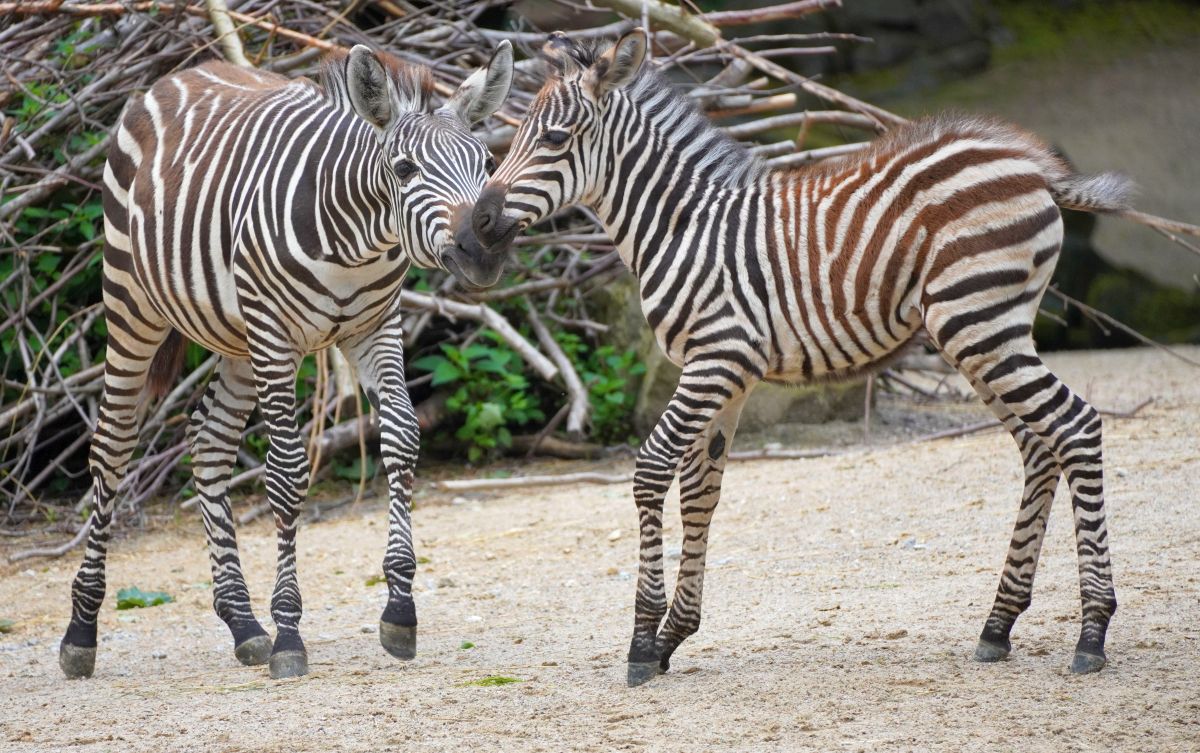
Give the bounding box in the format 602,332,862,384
2,346,1198,753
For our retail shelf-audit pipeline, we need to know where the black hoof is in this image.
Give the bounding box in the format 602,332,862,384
379,621,416,660
1070,651,1106,674
973,638,1011,663
627,661,662,687
59,643,96,679
234,635,273,667
269,650,308,679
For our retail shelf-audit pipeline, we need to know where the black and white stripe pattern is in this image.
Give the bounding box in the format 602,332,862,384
472,30,1133,685
59,43,513,680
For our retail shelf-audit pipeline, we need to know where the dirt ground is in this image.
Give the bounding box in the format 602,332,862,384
2,346,1198,753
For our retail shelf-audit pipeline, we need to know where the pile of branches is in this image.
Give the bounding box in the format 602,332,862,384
2,0,1198,530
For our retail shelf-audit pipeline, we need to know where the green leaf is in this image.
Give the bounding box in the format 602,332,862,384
35,254,61,275
115,586,174,610
430,360,461,386
365,574,386,587
459,641,475,650
459,675,521,687
0,619,16,634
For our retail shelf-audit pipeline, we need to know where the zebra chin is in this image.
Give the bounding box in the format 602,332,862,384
441,231,507,290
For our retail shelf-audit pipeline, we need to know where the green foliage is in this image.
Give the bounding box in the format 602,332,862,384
335,456,377,482
412,331,545,462
555,333,645,444
459,675,521,687
459,641,475,650
115,587,174,610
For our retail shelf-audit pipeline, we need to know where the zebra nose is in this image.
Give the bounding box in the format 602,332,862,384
472,186,506,245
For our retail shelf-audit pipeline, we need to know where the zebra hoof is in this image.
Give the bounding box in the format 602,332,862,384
268,650,308,679
234,635,273,667
626,661,662,687
973,638,1011,663
379,621,416,660
59,642,96,680
1069,651,1106,675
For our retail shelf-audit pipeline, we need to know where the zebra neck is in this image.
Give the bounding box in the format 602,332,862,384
591,91,766,280
311,116,404,264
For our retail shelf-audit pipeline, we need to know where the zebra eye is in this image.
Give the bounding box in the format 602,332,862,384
485,156,497,175
395,159,418,181
541,130,570,148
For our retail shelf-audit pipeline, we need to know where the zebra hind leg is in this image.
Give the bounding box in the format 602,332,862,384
188,357,271,666
955,375,1061,663
60,319,168,678
341,320,421,662
934,330,1115,673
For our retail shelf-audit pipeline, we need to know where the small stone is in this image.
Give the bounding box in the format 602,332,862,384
436,577,456,589
152,651,167,659
884,629,908,640
465,615,483,623
451,496,469,506
1115,468,1129,478
607,529,622,542
360,625,375,634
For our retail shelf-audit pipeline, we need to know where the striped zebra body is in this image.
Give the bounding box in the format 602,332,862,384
60,44,513,680
473,30,1132,685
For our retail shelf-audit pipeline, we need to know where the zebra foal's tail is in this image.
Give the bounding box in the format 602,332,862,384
1051,171,1137,214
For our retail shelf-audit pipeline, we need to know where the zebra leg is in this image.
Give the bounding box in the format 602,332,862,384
627,366,753,687
655,392,749,674
960,375,1061,663
59,317,168,678
340,319,421,661
246,339,311,679
188,357,271,666
930,316,1115,674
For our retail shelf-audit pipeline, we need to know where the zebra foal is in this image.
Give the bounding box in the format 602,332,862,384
473,30,1133,686
60,43,514,680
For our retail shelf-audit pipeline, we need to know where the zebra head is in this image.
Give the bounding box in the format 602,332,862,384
344,42,514,288
472,29,648,250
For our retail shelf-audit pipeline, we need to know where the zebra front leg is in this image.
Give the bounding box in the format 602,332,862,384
627,365,753,687
655,392,749,674
60,319,168,678
341,322,421,661
188,357,272,666
247,337,311,679
961,376,1061,663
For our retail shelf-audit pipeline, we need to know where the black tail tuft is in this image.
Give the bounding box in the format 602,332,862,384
146,329,186,400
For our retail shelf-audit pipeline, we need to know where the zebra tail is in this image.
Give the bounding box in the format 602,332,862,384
1050,171,1137,214
146,329,187,399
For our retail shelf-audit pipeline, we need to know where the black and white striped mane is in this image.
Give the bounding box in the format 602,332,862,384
544,35,765,189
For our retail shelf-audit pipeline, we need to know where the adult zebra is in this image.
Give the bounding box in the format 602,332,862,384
472,30,1134,686
60,43,514,680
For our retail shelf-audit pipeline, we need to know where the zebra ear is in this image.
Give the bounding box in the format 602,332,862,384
589,28,647,98
440,41,514,125
347,45,393,129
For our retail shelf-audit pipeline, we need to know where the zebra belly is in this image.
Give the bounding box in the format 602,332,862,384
765,301,924,384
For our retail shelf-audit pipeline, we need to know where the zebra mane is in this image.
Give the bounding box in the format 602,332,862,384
542,35,764,189
319,48,435,113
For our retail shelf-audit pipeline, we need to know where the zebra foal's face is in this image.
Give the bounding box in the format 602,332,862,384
346,42,514,288
473,30,648,250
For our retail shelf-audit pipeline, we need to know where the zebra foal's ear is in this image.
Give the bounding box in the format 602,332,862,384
347,45,393,129
440,40,514,125
589,28,647,98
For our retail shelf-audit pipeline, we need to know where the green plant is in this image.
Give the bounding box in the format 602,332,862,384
556,333,645,444
115,587,174,610
459,675,521,687
411,331,545,462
